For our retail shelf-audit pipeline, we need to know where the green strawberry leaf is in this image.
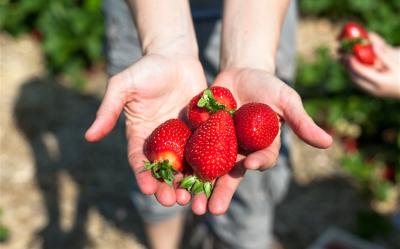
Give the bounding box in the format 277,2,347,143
192,180,204,194
197,88,227,113
203,182,213,199
180,175,197,190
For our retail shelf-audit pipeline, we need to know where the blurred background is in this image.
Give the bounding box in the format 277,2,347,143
0,0,399,249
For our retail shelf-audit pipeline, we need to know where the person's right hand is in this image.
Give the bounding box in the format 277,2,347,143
85,53,207,206
346,33,400,99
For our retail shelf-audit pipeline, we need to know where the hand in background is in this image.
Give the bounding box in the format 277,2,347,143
347,33,400,99
85,54,207,206
188,68,333,215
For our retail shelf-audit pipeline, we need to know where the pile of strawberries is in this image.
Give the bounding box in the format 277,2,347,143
144,87,279,198
338,22,376,65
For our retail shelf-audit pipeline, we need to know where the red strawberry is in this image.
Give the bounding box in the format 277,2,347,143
353,44,375,65
338,22,368,40
181,111,237,197
144,119,191,185
234,103,279,152
342,137,358,154
187,86,237,128
383,165,396,183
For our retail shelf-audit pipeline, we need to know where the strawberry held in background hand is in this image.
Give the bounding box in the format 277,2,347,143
144,119,191,185
181,110,237,198
353,44,375,65
187,86,237,128
235,103,279,152
338,22,368,40
338,22,376,65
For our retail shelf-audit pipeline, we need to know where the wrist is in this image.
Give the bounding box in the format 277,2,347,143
143,33,199,59
220,56,276,74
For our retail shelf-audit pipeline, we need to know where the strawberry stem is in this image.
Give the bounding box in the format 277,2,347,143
180,175,213,198
144,160,177,185
197,89,226,113
340,37,369,54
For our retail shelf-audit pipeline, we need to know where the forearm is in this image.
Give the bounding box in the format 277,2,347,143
129,0,198,57
221,0,290,72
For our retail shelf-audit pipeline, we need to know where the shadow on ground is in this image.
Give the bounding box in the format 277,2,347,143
14,77,147,249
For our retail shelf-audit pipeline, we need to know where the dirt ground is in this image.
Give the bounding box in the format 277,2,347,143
0,19,398,249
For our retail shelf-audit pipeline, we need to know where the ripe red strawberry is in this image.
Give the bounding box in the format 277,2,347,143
181,111,237,197
144,119,191,185
187,86,237,128
338,22,375,65
353,44,375,65
338,22,368,40
342,137,358,154
234,103,279,152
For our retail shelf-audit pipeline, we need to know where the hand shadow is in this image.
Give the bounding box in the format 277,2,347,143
14,77,147,249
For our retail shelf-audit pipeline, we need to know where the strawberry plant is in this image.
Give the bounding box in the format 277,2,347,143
0,0,104,87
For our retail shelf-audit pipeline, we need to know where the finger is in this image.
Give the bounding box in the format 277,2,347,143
128,152,159,195
176,189,191,206
348,57,386,84
279,87,332,148
191,193,208,215
208,163,246,215
127,130,159,195
85,77,126,142
174,174,191,206
373,43,397,71
244,135,281,170
155,182,176,207
368,32,387,49
349,71,378,95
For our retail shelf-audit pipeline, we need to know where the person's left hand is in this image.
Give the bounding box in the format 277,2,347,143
183,68,333,215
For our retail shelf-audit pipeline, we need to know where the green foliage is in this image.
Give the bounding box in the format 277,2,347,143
0,0,104,86
300,0,400,45
341,153,394,201
0,209,10,242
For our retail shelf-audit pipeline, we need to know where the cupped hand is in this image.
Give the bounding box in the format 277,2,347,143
85,54,207,206
346,33,400,99
188,68,333,215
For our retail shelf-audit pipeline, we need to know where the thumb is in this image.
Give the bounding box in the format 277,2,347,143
279,86,333,148
85,76,126,142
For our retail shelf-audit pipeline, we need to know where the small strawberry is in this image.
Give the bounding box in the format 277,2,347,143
187,86,237,128
181,111,237,197
338,22,368,40
234,103,279,152
144,119,191,185
353,44,375,65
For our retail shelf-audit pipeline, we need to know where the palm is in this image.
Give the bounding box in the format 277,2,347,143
86,54,207,205
188,68,333,215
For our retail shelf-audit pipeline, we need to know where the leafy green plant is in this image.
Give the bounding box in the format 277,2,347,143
0,0,104,87
0,209,10,242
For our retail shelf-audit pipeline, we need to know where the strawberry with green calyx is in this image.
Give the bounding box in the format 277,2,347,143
338,22,376,65
235,103,279,153
187,86,237,128
340,37,369,54
338,22,368,41
353,44,375,65
144,119,192,185
182,110,237,198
